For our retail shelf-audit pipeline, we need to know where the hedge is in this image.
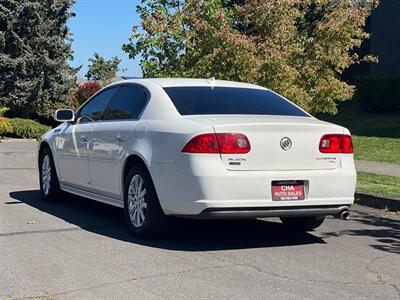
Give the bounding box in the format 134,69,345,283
0,118,51,140
0,107,10,117
354,76,400,113
0,117,12,136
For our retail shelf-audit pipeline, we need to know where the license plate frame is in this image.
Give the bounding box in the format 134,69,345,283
271,180,305,201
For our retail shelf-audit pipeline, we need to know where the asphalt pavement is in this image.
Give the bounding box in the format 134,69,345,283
1,141,399,300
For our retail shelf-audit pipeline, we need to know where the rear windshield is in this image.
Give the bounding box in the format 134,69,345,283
164,87,309,117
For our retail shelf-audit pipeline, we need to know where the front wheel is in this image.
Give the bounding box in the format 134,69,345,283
280,216,325,231
123,165,168,238
39,147,61,201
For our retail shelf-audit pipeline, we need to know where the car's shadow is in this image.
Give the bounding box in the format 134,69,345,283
9,190,325,251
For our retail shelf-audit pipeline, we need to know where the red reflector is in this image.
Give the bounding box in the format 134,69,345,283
182,133,251,154
319,134,353,154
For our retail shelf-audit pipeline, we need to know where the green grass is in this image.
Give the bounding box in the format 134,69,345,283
357,172,400,198
353,136,400,164
318,102,400,164
318,102,400,138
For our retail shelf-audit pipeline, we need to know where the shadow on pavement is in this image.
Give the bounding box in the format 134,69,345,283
342,210,400,254
10,189,325,251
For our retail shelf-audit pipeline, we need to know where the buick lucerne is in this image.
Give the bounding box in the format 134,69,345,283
38,78,356,237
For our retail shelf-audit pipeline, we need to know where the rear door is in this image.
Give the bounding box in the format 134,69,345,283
88,84,149,198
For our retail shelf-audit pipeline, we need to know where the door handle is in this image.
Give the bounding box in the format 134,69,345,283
116,135,125,142
80,136,88,143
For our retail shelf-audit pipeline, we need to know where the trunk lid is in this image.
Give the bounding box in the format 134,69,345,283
185,115,344,171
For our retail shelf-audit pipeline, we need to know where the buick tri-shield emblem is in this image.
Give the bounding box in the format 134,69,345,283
280,137,292,151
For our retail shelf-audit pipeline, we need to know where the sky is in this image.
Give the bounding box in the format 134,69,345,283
68,0,142,78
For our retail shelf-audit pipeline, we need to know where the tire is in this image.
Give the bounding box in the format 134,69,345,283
39,147,61,202
280,216,326,231
123,164,168,238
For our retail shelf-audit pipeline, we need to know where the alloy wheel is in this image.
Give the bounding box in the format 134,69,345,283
127,174,147,228
41,155,51,195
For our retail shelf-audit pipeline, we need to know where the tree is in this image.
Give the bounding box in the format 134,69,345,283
85,53,123,84
0,0,77,118
123,0,379,114
70,81,102,108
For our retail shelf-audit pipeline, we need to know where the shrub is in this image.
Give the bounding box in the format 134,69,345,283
71,81,102,108
0,107,10,117
0,117,12,136
354,76,400,112
8,118,51,139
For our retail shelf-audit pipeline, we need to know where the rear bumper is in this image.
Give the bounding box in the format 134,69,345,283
174,205,351,219
150,155,357,216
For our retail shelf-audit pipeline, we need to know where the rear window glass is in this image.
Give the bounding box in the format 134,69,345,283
164,87,308,117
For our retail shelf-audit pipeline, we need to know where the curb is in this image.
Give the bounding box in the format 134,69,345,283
355,192,400,212
0,138,37,143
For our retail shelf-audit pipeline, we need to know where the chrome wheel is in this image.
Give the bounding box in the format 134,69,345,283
128,174,147,228
41,155,51,195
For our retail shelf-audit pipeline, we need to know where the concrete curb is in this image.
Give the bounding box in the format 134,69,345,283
355,192,400,212
0,138,37,142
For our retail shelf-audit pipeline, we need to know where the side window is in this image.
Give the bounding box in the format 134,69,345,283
79,88,117,122
103,85,147,120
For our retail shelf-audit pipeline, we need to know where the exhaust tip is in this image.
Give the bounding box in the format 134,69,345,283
340,210,350,220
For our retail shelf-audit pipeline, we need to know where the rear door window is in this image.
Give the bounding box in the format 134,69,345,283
164,87,309,117
103,85,148,120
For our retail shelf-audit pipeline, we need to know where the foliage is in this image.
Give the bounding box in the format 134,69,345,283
70,81,102,108
7,118,50,139
0,117,12,136
86,53,123,84
0,0,77,119
354,76,400,113
0,107,10,117
124,0,379,114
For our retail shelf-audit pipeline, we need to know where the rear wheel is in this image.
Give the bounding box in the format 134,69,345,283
280,216,325,231
39,147,61,202
123,165,168,238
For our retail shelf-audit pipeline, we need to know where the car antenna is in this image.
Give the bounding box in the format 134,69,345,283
207,77,216,90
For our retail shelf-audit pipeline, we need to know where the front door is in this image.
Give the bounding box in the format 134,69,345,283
55,123,92,188
55,86,118,189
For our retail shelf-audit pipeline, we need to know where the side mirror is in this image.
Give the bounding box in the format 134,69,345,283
54,109,74,122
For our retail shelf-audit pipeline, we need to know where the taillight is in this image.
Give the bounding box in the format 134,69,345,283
216,133,251,154
181,133,219,153
182,133,251,154
319,134,353,154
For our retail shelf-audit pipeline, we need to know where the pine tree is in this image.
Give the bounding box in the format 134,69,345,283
0,0,77,118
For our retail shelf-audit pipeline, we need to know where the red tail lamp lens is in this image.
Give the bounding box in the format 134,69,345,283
181,133,219,153
216,133,251,154
182,133,251,154
319,134,353,154
342,135,353,153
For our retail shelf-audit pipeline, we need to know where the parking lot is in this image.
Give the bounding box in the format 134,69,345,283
1,140,399,299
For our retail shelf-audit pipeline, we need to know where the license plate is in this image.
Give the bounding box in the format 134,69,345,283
272,180,305,201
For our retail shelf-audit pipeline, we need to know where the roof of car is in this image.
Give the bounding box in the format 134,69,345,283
122,78,266,89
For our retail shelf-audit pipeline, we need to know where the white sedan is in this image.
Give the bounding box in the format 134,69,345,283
38,78,356,237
